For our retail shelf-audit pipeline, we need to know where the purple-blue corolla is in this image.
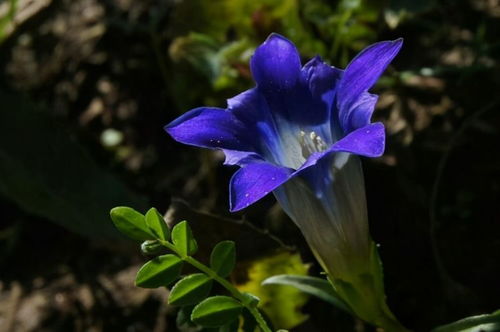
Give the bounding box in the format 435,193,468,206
166,33,400,212
165,34,407,331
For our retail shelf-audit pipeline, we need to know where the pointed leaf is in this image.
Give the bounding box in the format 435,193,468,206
110,207,153,241
191,296,243,328
145,207,170,240
169,273,212,306
135,254,183,288
431,310,500,332
262,274,352,314
210,241,236,278
171,220,198,256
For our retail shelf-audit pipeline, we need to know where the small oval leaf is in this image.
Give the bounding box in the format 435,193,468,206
145,207,170,240
210,241,236,278
168,273,212,306
191,296,243,328
171,221,198,256
135,254,183,288
110,207,153,241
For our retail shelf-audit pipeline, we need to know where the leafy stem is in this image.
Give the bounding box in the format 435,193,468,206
110,207,276,330
158,239,273,332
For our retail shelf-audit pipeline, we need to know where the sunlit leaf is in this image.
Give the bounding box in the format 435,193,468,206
110,207,152,241
145,207,170,240
135,254,183,288
191,296,243,327
210,241,236,278
171,220,198,256
169,273,213,306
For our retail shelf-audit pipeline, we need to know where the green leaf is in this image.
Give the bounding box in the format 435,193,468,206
210,241,236,278
145,207,170,240
171,220,198,256
135,254,183,288
169,273,212,306
262,274,352,314
191,296,243,328
110,207,152,241
431,310,500,332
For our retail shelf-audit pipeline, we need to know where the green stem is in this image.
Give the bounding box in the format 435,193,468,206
159,240,273,332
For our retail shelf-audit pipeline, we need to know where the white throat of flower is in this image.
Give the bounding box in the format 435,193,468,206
299,130,328,159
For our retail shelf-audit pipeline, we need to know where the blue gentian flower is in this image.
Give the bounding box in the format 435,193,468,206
166,34,401,212
166,34,406,331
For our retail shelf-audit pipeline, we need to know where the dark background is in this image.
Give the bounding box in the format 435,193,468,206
0,0,499,331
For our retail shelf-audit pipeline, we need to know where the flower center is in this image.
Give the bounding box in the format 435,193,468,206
299,130,327,159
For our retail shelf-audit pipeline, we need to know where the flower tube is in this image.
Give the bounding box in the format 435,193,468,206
165,34,407,331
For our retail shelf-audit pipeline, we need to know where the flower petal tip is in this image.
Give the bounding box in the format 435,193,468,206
250,33,302,91
229,163,292,212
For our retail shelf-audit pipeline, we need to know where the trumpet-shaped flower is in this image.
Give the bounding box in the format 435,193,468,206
165,34,406,331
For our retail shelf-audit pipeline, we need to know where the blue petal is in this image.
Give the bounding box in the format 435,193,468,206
165,107,254,151
337,39,402,132
345,92,379,132
302,56,344,143
250,33,302,92
222,150,262,166
250,34,327,126
227,89,285,165
296,122,386,172
330,122,385,157
302,56,342,110
229,162,293,212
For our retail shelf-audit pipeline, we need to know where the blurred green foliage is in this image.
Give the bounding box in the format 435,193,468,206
0,0,17,44
236,252,310,330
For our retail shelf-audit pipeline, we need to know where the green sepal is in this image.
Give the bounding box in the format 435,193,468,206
171,220,198,256
191,296,243,328
210,240,236,278
135,254,183,288
168,273,212,306
110,206,153,241
145,207,170,240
